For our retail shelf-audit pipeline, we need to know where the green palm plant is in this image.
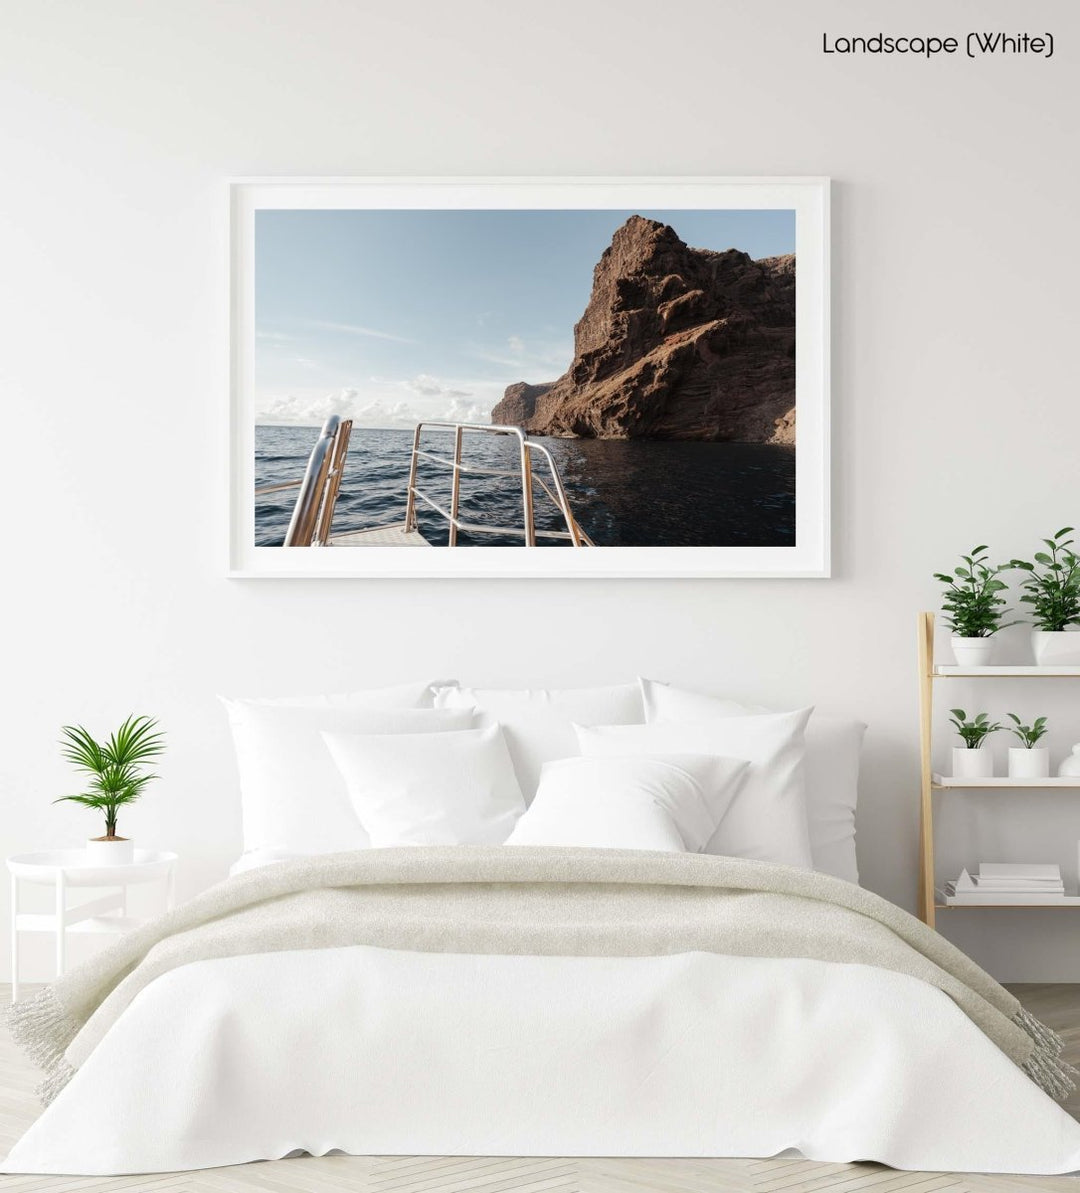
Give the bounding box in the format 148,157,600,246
934,546,1016,638
948,709,1003,750
55,715,165,839
1007,528,1080,632
1006,714,1049,749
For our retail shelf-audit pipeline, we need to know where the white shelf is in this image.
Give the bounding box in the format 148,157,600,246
936,892,1080,908
933,774,1080,789
933,665,1080,677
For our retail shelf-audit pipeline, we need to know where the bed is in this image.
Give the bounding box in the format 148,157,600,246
6,679,1080,1177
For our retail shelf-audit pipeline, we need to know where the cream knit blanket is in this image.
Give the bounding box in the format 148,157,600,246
9,846,1076,1104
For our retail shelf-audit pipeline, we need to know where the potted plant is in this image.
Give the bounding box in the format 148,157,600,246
949,709,1001,779
1005,714,1050,779
934,546,1016,666
1008,528,1080,665
55,715,165,864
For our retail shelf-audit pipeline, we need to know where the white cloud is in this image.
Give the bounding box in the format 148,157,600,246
306,319,415,344
468,337,570,376
256,389,361,426
402,373,472,401
255,384,494,429
352,399,416,428
444,397,490,425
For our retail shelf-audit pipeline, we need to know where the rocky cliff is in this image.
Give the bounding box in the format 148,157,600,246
491,381,553,426
490,215,796,444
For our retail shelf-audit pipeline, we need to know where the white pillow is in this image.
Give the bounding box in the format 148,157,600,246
324,723,526,847
433,683,644,801
220,699,476,855
576,707,814,869
640,678,866,883
505,754,749,852
235,680,448,710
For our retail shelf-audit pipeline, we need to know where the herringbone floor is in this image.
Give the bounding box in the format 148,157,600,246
0,984,1077,1192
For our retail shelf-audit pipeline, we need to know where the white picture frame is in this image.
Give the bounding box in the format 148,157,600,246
229,176,830,578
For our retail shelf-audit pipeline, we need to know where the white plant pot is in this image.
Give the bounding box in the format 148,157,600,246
952,747,994,779
85,837,134,866
951,636,994,667
1008,747,1050,779
1031,629,1080,666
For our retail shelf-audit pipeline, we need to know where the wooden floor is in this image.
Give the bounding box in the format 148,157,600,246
0,983,1077,1192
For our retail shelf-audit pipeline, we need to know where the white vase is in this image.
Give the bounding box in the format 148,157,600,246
1031,630,1080,666
951,636,994,667
952,747,994,779
85,837,134,866
1008,747,1050,779
1059,745,1080,777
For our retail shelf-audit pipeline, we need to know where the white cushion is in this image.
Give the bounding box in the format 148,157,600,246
235,680,447,710
220,698,476,855
433,684,644,801
576,707,814,869
324,724,526,847
505,754,749,852
640,678,865,883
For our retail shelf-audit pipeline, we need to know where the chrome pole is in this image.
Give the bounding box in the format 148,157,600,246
527,443,584,547
404,423,422,532
314,419,353,546
448,425,463,546
520,435,535,547
284,416,339,547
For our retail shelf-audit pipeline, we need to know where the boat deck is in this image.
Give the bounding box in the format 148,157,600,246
330,524,431,547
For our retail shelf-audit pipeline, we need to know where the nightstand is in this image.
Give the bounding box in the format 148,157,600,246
7,849,177,1001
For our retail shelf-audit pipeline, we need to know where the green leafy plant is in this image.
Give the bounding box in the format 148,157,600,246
949,709,1003,750
1008,528,1080,632
55,715,165,839
1006,714,1049,749
934,546,1015,638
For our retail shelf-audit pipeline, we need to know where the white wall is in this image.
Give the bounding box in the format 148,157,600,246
1,0,1077,981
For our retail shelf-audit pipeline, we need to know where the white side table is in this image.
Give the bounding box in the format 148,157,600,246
8,849,177,1001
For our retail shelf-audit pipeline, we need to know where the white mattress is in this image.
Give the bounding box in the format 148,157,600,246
6,945,1080,1175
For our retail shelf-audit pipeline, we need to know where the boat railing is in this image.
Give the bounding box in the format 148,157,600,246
253,415,353,547
402,422,593,547
256,417,592,547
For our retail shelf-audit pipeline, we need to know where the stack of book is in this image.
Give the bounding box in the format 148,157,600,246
942,863,1068,905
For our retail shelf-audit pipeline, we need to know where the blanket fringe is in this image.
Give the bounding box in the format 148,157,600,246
7,987,79,1106
1015,1006,1078,1101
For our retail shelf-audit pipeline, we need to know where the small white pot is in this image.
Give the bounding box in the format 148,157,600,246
951,636,994,667
1031,629,1080,666
1008,747,1050,779
952,747,994,779
85,837,134,866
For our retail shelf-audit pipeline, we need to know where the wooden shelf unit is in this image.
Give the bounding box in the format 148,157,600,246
917,611,1080,928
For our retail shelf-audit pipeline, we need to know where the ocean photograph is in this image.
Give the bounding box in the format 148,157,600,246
253,207,797,549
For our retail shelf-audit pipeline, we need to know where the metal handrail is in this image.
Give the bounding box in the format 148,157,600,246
272,415,354,547
259,418,591,548
403,421,592,548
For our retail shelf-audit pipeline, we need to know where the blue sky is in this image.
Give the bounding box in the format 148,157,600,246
254,208,796,426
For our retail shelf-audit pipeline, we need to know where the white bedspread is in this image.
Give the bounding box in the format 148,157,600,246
6,945,1080,1176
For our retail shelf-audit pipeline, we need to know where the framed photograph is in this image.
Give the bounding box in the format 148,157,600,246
229,177,829,578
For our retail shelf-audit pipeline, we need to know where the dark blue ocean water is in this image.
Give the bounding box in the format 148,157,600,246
254,425,795,548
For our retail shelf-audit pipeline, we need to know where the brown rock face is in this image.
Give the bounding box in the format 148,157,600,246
491,215,795,443
490,381,552,426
